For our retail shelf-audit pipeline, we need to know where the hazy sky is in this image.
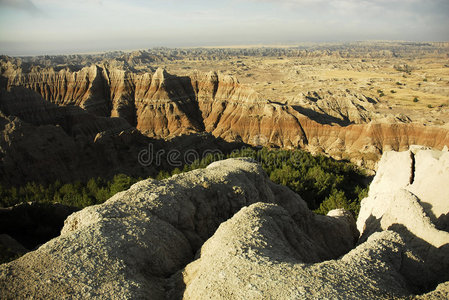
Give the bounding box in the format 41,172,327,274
1,0,448,55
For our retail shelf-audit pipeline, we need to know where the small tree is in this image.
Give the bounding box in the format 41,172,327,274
315,189,350,215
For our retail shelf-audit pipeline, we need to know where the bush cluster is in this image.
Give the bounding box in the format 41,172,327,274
0,174,140,209
0,148,370,217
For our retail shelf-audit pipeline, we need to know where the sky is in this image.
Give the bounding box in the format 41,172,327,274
0,0,448,56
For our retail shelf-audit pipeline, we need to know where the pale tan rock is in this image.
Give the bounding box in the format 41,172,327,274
1,156,447,298
0,158,357,299
357,148,449,291
366,150,414,198
406,150,449,228
178,206,410,300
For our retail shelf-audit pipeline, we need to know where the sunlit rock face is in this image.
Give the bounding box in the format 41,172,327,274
0,158,358,299
1,154,448,299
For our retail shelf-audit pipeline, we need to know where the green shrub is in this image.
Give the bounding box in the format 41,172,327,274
0,174,139,209
413,97,419,103
1,149,370,217
394,64,414,74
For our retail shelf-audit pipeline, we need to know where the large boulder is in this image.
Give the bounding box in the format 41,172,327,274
178,148,449,298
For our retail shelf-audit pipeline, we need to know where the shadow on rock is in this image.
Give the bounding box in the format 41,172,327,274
0,202,79,253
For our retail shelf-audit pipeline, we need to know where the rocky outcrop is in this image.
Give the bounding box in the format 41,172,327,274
0,80,246,185
1,61,206,138
0,158,358,299
2,63,111,117
133,68,204,137
179,211,410,299
178,149,449,299
357,147,449,291
299,119,449,169
1,155,448,299
357,146,449,237
191,70,308,148
0,85,132,139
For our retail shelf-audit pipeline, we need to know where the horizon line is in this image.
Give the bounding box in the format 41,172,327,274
2,40,449,58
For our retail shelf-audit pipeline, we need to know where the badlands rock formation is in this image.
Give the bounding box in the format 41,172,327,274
2,58,449,171
1,152,448,299
0,76,244,185
0,104,241,186
291,89,379,125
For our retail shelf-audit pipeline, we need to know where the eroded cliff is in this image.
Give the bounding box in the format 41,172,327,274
2,58,449,172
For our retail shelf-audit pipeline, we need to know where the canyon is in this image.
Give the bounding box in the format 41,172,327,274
0,43,448,299
2,44,449,184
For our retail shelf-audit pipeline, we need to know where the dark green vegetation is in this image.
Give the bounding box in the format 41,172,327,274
377,89,385,97
0,174,141,209
0,148,370,216
394,63,414,74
